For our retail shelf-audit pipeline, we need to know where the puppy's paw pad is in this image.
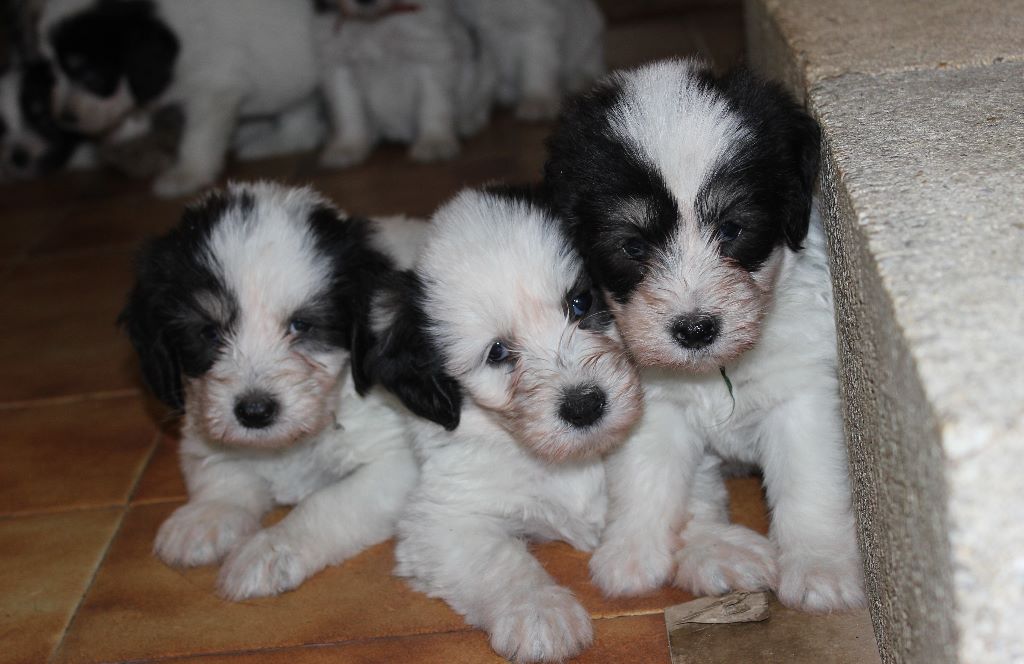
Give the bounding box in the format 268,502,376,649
675,526,778,596
515,96,561,122
217,529,309,600
589,534,673,597
490,586,592,663
154,502,259,567
409,135,459,162
777,555,865,612
320,140,372,168
152,167,213,198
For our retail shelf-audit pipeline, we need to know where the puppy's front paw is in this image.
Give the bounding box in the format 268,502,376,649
515,95,561,122
409,135,459,162
319,139,372,168
217,527,311,600
154,502,259,567
777,552,865,612
152,166,214,198
674,525,778,596
490,586,592,663
589,532,673,597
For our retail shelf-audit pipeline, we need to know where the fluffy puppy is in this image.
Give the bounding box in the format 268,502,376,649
39,0,320,197
453,0,605,121
120,182,419,600
545,59,864,611
0,58,85,179
314,0,496,167
359,188,643,662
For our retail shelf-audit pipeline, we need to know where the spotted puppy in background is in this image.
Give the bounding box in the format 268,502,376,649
453,0,605,121
545,58,865,611
314,0,496,167
120,182,420,600
359,188,643,662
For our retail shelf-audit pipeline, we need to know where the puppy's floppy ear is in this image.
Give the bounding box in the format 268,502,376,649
118,246,183,410
114,4,179,104
782,102,821,250
358,271,462,431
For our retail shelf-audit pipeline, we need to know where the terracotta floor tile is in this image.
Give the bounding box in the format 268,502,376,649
153,614,669,664
0,249,140,402
131,430,188,504
0,508,122,664
0,206,68,260
54,503,466,664
0,396,158,515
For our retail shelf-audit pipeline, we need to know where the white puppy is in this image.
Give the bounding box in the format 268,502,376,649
453,0,605,120
359,188,643,662
120,182,420,600
314,0,496,167
39,0,320,197
545,59,865,611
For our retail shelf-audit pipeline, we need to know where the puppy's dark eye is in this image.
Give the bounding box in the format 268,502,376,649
200,323,221,344
487,340,511,365
569,290,593,320
719,222,741,241
622,237,648,260
288,318,312,335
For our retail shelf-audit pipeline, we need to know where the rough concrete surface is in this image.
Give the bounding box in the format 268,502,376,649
746,2,1024,662
747,0,1024,91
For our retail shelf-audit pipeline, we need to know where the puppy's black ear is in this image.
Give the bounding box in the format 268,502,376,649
118,253,183,410
119,6,179,104
359,271,462,431
782,103,821,250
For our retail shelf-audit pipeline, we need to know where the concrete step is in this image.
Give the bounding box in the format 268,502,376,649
744,2,1024,663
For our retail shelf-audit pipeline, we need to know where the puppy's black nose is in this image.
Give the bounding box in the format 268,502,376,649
10,146,30,169
558,384,606,428
671,313,719,349
234,393,279,429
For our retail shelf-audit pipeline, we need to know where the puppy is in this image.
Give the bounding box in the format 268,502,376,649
453,0,605,121
39,0,320,197
0,58,85,179
359,188,643,662
314,0,496,167
545,59,865,611
120,181,419,600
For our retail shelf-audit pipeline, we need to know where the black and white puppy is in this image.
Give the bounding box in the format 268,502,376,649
0,58,85,179
39,0,320,197
545,59,864,612
359,188,643,662
121,182,420,600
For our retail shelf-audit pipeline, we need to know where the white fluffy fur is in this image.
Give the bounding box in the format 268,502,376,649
314,0,496,167
592,209,865,612
153,183,419,600
453,0,605,120
388,190,642,662
39,0,321,197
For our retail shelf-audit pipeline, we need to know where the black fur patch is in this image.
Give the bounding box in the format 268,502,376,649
545,66,820,297
353,270,462,431
50,0,179,104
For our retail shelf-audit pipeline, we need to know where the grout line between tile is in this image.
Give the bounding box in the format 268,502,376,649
0,389,142,411
47,506,129,664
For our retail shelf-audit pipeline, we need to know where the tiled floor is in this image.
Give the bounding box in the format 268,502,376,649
0,6,878,663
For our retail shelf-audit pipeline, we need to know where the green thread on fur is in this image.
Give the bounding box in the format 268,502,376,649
720,366,736,415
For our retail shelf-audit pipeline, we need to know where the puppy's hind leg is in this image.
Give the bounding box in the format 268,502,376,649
152,92,241,198
217,447,418,600
409,65,460,162
320,65,375,168
396,514,592,663
674,455,778,596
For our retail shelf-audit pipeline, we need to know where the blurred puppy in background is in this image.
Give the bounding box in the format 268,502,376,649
454,0,605,121
314,0,496,167
39,0,321,197
121,182,421,600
